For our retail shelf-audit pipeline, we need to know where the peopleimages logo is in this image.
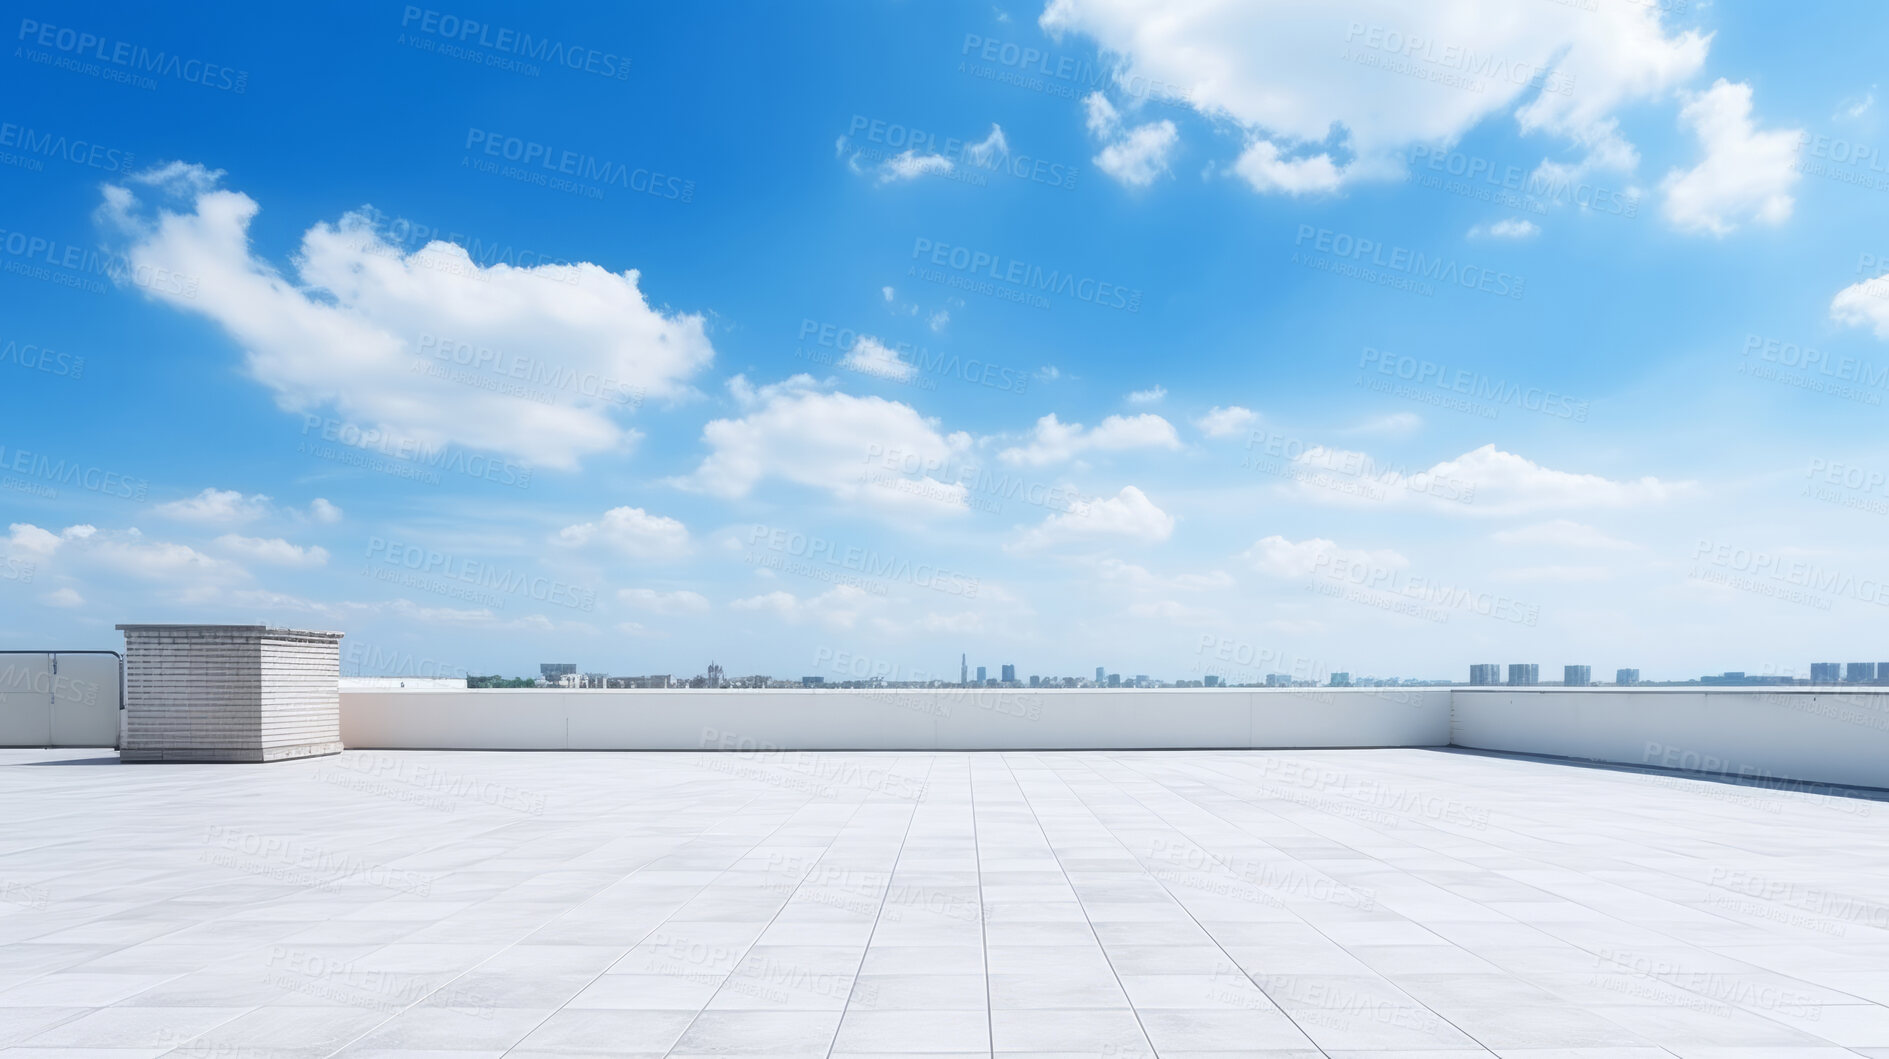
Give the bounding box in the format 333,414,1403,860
399,7,630,79
1359,348,1588,421
364,537,595,612
464,129,693,201
16,18,248,93
1294,226,1526,299
909,237,1142,312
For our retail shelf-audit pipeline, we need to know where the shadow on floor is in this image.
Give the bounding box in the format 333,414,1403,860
1432,745,1889,803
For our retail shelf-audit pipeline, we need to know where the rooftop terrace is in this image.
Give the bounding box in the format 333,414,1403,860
4,745,1888,1057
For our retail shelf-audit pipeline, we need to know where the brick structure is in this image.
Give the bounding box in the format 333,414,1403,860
117,624,344,763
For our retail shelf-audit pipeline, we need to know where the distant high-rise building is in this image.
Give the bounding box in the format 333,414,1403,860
1507,663,1539,686
1265,674,1290,687
1469,664,1501,685
540,663,577,686
1001,664,1015,683
582,672,609,689
1879,664,1889,684
1616,668,1640,685
976,666,987,683
1846,662,1877,683
800,676,824,687
1107,673,1121,687
1029,675,1041,688
705,662,724,688
1329,672,1351,687
1095,666,1106,684
1811,662,1842,684
1564,665,1591,687
1204,675,1221,687
1134,674,1149,687
961,653,968,687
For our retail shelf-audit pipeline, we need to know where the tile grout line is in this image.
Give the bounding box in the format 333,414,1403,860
820,751,939,1059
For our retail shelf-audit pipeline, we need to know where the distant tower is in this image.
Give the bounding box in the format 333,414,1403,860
961,653,968,687
706,662,724,688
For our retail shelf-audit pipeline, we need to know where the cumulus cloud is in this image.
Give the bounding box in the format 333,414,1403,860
1126,385,1166,404
842,335,918,382
1243,535,1407,579
1012,485,1174,550
1041,0,1710,192
1832,276,1889,337
213,534,330,567
4,523,69,559
878,150,955,183
307,498,343,524
1082,92,1177,187
618,587,711,614
96,164,713,469
90,535,241,581
730,585,880,628
676,376,973,517
1470,218,1540,239
1233,140,1344,195
154,487,271,525
1194,406,1258,439
1000,412,1181,466
556,507,691,559
1275,443,1685,515
40,587,84,608
1661,79,1801,235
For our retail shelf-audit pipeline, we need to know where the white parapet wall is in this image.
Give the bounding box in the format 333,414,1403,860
1451,687,1889,791
340,686,1453,751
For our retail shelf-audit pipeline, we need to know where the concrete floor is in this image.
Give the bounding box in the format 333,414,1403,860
1,746,1887,1057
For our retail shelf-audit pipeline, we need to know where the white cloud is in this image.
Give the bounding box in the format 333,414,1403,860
1041,0,1709,192
1083,92,1178,187
1126,385,1166,404
97,165,713,469
1470,218,1540,239
1836,87,1876,122
1491,519,1639,551
154,487,270,525
1243,535,1407,579
618,588,711,614
307,498,343,524
1426,445,1686,515
213,534,330,567
1000,412,1182,466
1277,444,1685,515
40,587,84,608
90,536,240,581
965,124,1010,167
928,309,950,333
882,286,896,302
842,336,918,382
4,523,66,559
676,376,973,517
730,585,880,628
1194,406,1258,439
1661,79,1801,235
1232,140,1344,195
1012,485,1175,550
1832,276,1889,337
556,507,691,559
1092,557,1233,592
878,150,955,183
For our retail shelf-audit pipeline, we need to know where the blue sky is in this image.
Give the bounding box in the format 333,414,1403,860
6,0,1889,683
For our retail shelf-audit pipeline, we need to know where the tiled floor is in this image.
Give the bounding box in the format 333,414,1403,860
2,747,1888,1057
